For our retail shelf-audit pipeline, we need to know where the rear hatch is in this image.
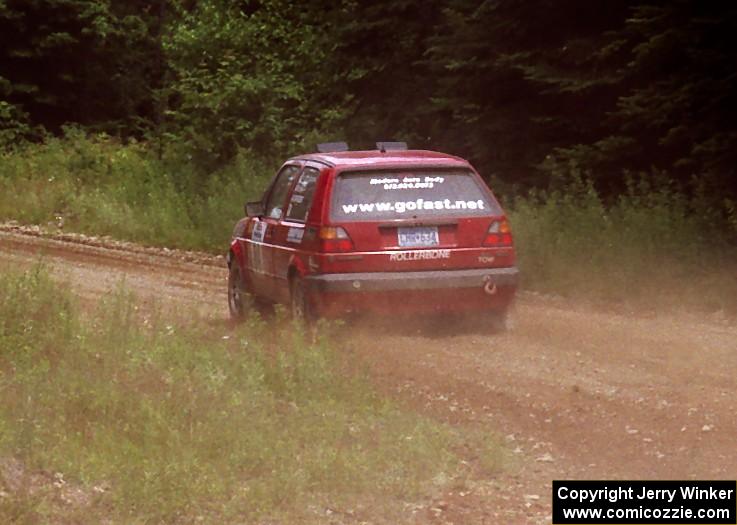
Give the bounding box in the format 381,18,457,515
326,168,513,272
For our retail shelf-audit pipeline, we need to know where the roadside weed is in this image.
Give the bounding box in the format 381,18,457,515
0,267,482,523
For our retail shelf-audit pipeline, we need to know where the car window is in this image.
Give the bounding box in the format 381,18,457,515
285,167,319,222
264,165,300,219
331,169,501,221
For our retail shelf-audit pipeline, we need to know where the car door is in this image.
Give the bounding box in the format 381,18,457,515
245,163,301,300
270,165,321,303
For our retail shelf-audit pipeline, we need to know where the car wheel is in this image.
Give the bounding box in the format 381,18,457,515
290,277,314,323
227,263,248,320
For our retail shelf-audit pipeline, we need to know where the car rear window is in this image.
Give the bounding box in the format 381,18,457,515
331,169,501,221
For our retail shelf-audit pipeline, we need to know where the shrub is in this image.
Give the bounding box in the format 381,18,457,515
0,131,272,251
508,172,737,312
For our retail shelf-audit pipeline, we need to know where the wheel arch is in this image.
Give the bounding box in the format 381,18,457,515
287,254,308,286
228,238,245,270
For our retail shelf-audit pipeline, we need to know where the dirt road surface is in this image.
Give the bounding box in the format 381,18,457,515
2,225,736,524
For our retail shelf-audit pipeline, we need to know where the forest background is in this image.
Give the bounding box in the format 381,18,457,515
2,0,736,310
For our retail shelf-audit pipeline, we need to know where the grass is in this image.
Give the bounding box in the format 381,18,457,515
0,128,271,252
508,174,737,313
1,132,736,314
0,267,495,523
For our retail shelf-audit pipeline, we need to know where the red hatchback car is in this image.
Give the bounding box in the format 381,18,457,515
227,142,518,327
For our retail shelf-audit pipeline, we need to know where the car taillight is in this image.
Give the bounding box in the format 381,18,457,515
484,219,513,246
318,226,354,253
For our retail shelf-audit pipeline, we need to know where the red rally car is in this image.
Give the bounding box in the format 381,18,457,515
227,142,518,328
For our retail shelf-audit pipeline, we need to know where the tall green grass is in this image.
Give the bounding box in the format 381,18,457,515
0,128,271,251
509,174,737,313
0,268,484,523
2,133,736,312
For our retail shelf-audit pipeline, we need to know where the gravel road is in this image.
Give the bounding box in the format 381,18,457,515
2,225,735,524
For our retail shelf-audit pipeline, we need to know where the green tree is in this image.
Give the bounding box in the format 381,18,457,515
164,0,348,169
0,0,162,137
606,2,737,191
422,0,633,186
529,1,737,195
325,0,443,149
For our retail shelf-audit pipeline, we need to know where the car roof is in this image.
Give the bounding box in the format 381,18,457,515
291,149,470,169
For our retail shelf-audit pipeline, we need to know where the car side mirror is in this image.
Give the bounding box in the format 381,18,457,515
245,201,264,217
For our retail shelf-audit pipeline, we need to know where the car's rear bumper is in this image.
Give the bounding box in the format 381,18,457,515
304,267,518,316
304,267,518,293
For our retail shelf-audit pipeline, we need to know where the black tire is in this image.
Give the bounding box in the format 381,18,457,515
227,263,248,320
290,277,314,323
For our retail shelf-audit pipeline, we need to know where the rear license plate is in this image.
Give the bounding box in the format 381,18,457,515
397,226,439,248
